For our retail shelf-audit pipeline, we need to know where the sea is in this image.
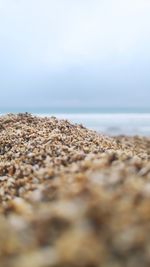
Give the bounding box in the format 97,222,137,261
0,107,150,136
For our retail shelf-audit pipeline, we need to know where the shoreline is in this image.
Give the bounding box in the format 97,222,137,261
0,113,149,266
1,112,150,136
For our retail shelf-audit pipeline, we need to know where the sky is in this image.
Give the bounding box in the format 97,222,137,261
0,0,150,109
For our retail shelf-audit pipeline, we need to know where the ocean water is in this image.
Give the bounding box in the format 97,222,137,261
0,108,150,136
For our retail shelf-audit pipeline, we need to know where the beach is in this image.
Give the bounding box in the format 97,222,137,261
0,113,150,267
39,113,150,136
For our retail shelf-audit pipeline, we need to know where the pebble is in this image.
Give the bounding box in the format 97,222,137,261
0,113,149,267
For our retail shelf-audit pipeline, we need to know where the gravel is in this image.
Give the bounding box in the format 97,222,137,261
0,113,149,267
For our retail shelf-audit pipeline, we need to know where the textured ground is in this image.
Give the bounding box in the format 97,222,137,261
0,113,150,267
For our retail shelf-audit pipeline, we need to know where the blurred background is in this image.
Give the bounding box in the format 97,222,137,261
0,0,150,135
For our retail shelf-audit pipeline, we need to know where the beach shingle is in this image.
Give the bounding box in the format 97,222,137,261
0,113,149,267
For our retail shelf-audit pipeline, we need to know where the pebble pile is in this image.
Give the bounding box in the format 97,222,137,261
0,113,150,267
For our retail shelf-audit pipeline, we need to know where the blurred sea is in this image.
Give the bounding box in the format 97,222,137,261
0,108,150,136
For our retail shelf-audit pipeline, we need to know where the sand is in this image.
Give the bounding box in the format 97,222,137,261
0,113,150,267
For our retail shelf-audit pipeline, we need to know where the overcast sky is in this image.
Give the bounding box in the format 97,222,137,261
0,0,150,109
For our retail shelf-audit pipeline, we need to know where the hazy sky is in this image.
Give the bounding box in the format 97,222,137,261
0,0,150,109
